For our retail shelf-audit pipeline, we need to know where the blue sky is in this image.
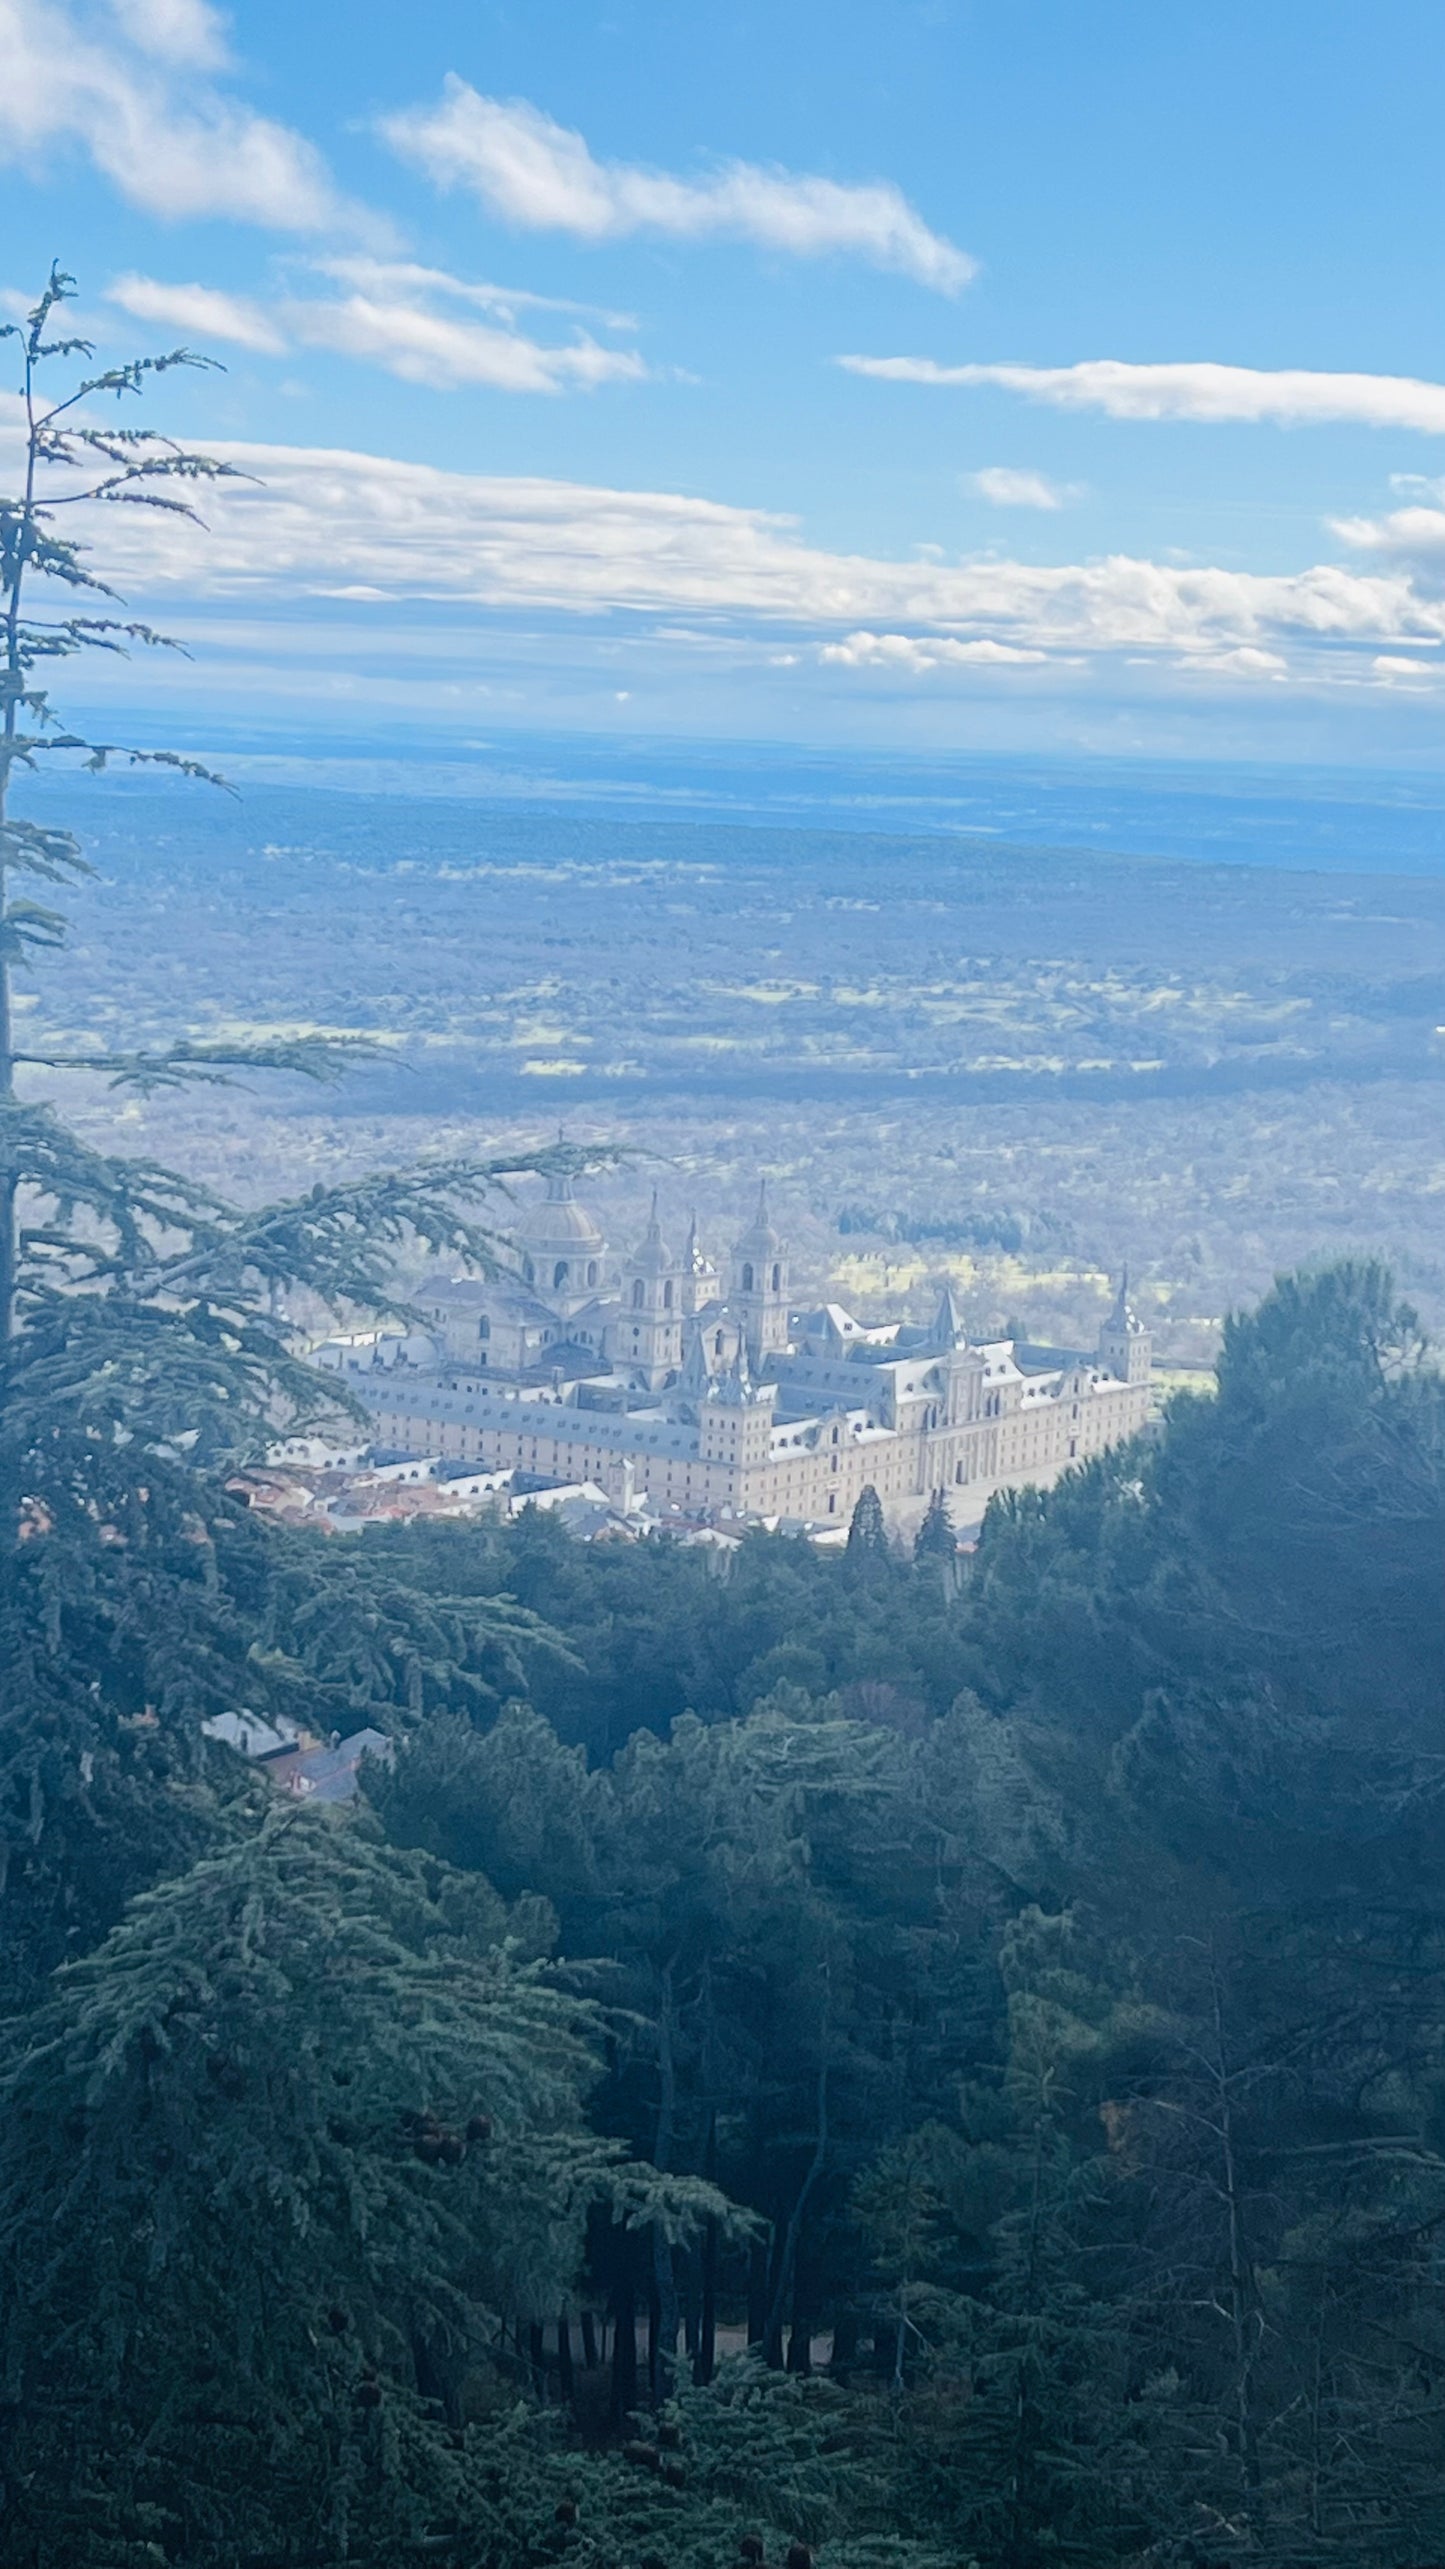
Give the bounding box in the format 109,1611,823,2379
6,0,1445,767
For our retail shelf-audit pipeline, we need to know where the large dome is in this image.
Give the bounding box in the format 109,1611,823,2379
518,1172,605,1257
517,1173,607,1303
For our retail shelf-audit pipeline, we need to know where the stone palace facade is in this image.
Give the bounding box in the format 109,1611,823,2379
326,1172,1152,1528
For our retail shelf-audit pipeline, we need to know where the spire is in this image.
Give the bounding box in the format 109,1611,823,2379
733,1180,782,1259
927,1280,968,1352
628,1189,673,1275
1108,1265,1135,1331
713,1340,755,1406
678,1328,711,1399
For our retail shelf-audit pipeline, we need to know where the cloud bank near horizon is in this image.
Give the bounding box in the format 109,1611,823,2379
14,423,1440,693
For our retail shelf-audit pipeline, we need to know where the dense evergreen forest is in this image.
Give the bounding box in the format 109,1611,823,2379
4,277,1445,2569
4,1255,1445,2569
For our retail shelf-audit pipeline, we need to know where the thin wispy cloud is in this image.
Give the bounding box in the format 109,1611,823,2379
381,81,974,293
108,272,286,352
0,0,360,230
314,257,639,334
968,466,1077,510
284,293,645,393
103,264,645,393
840,354,1445,433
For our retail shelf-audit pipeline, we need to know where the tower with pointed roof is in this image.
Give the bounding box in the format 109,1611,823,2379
613,1191,684,1390
730,1183,790,1371
697,1338,777,1471
923,1277,988,1426
679,1212,719,1319
1098,1268,1150,1386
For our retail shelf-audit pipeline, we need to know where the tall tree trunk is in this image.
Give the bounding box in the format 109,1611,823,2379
829,2306,860,2377
763,2042,830,2369
1210,1962,1265,2525
747,2230,771,2351
609,2239,638,2428
556,2307,575,2408
694,2108,719,2387
649,1959,682,2406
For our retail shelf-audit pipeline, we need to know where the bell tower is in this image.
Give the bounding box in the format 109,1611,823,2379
1098,1268,1151,1386
615,1192,684,1391
730,1184,790,1371
679,1212,719,1318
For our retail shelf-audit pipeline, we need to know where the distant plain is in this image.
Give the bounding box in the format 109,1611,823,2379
23,749,1445,1362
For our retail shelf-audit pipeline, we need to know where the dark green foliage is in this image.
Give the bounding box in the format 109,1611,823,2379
7,1253,1445,2565
913,1489,957,1566
0,1813,732,2568
845,1484,889,1562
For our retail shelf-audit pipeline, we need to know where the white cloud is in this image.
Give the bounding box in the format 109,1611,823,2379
968,466,1076,510
105,0,228,70
30,431,1440,681
102,262,646,393
840,354,1445,433
821,631,1048,669
1373,654,1440,679
381,81,973,293
283,292,645,393
1331,505,1445,558
1174,645,1288,680
0,0,357,230
108,271,285,352
315,256,637,334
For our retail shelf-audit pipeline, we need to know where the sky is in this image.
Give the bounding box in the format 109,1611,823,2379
6,0,1445,771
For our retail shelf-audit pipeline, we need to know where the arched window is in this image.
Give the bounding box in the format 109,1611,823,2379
632,1279,644,1309
478,1316,490,1341
831,1425,840,1445
553,1260,569,1290
714,1330,724,1356
663,1280,674,1310
587,1260,598,1286
741,1262,754,1293
523,1258,535,1284
771,1262,781,1293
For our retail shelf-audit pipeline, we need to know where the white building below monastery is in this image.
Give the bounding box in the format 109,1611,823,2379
323,1173,1152,1528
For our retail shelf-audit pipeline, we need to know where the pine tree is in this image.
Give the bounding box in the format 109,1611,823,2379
0,271,580,2000
0,1811,731,2567
845,1483,888,1563
913,1489,957,1567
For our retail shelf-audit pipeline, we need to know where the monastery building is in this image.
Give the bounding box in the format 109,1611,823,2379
326,1173,1152,1527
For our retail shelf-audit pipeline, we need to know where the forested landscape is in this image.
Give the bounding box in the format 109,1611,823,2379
5,283,1445,2569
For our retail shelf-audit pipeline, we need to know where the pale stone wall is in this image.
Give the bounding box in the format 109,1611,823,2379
368,1364,1149,1528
